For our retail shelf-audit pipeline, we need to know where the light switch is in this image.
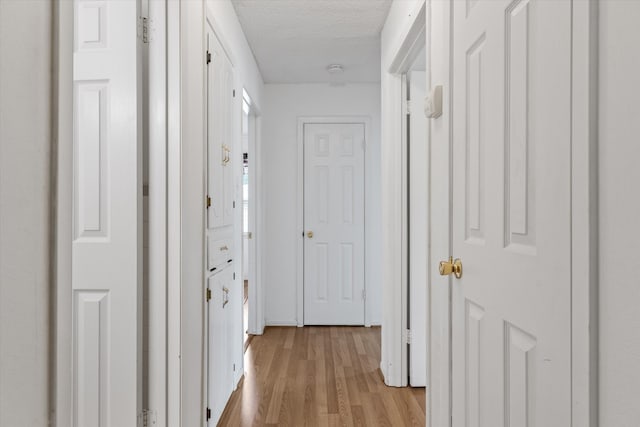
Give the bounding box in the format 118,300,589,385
424,85,443,118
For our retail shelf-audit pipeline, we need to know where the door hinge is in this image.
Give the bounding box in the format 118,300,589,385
404,99,411,115
206,50,212,65
206,288,212,302
206,407,211,421
403,329,412,344
233,363,236,372
138,409,156,427
362,289,366,300
139,16,150,44
233,201,236,209
233,272,236,280
206,196,211,209
233,89,236,97
138,16,153,44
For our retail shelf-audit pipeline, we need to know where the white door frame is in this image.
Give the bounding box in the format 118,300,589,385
420,0,599,426
54,1,74,425
296,116,372,327
383,0,426,388
242,89,265,336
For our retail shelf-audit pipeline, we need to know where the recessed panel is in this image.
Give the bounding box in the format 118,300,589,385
315,134,330,157
77,1,108,50
315,166,329,224
340,244,354,301
504,322,537,427
505,0,536,253
465,34,486,244
466,300,485,427
342,166,354,224
74,81,109,241
340,136,354,156
73,290,110,427
315,243,329,301
466,0,479,17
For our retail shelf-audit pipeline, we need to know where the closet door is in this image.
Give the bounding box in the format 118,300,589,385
71,1,141,425
206,29,224,230
207,272,227,425
222,59,235,227
221,266,235,397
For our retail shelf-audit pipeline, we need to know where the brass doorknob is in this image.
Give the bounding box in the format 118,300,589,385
307,231,314,238
439,256,463,279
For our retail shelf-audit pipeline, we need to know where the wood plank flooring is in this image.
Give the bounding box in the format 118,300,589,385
218,326,426,426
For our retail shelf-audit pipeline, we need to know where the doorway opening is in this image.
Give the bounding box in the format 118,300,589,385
403,43,428,388
241,89,259,349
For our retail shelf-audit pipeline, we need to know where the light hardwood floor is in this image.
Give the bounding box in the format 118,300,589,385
218,326,426,426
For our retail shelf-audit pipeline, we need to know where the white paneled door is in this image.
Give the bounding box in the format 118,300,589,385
72,0,141,426
304,123,365,325
450,1,572,426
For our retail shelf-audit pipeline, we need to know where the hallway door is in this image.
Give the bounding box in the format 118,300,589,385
303,123,365,325
72,0,142,425
450,1,572,426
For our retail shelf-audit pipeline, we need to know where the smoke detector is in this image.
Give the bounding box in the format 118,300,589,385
326,64,344,74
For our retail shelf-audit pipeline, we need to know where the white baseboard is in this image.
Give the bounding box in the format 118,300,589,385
264,319,298,327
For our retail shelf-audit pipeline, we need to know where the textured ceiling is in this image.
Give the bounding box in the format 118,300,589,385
231,0,393,83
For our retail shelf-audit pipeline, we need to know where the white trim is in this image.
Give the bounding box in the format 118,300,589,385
148,0,169,425
426,0,453,424
243,89,265,336
295,116,373,327
166,0,181,425
255,114,266,334
388,4,427,75
400,74,409,388
570,1,599,425
264,320,299,327
54,1,73,425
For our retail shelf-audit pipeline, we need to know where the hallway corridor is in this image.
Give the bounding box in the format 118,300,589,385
219,327,426,426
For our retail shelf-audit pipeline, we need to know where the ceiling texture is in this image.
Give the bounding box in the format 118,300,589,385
231,0,393,84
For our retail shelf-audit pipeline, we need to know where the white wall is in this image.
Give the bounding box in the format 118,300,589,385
178,1,264,425
262,83,382,326
599,2,640,425
0,2,52,425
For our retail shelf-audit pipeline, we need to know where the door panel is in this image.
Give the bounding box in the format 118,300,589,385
207,270,227,425
72,0,140,425
222,64,235,227
451,1,572,426
304,123,365,325
206,30,226,230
